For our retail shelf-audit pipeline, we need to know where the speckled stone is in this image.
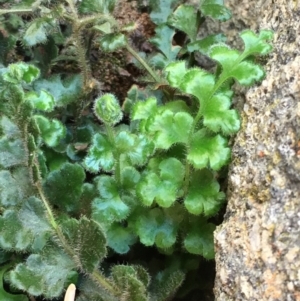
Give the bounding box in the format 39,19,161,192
214,1,300,300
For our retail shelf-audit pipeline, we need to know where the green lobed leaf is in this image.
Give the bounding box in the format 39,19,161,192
83,133,114,173
8,247,76,298
79,0,116,14
62,217,107,273
201,92,240,135
167,5,199,41
187,129,231,170
184,169,225,216
149,110,194,149
3,62,40,84
25,90,55,112
111,265,149,301
133,208,178,249
92,176,130,225
165,61,187,88
33,74,82,106
184,219,216,259
0,197,51,252
149,0,180,24
149,25,181,69
200,0,232,21
33,115,66,147
132,97,157,121
137,158,184,207
99,33,127,52
106,223,137,254
43,163,85,213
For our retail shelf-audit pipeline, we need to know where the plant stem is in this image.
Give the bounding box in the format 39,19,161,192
0,8,32,15
126,43,160,83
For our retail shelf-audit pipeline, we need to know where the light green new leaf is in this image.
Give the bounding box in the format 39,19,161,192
137,158,185,207
25,90,55,112
201,93,240,134
184,220,215,259
62,217,107,273
165,61,187,88
84,133,114,173
184,169,225,216
134,208,178,249
0,167,34,207
149,25,181,68
106,223,137,254
241,29,274,56
4,62,40,84
92,176,130,225
0,197,51,251
34,115,66,147
168,5,199,41
8,247,76,298
132,97,157,120
99,33,127,52
33,74,82,106
149,110,194,149
111,265,149,301
121,167,141,192
79,0,116,14
43,163,85,213
187,129,230,170
0,266,28,301
200,0,232,21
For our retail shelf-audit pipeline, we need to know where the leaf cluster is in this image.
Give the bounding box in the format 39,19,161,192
0,0,273,300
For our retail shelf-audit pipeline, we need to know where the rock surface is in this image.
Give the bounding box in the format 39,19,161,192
214,1,300,300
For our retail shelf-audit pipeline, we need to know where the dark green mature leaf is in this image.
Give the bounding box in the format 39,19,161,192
62,217,107,273
0,197,51,251
150,0,179,24
0,265,28,301
99,34,127,52
92,176,130,226
200,0,232,21
79,0,116,14
8,247,76,298
33,74,82,106
34,115,66,147
106,223,137,254
184,219,215,259
133,208,178,248
43,163,85,213
137,158,184,207
184,169,225,216
168,5,199,41
111,265,149,301
187,129,230,170
84,133,114,173
149,25,181,69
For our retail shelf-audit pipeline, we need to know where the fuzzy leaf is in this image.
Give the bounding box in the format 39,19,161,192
106,223,137,254
241,29,274,56
134,208,177,248
0,266,28,301
25,90,55,112
187,33,227,55
99,33,127,52
137,158,184,207
184,220,215,259
201,93,240,134
84,133,114,173
168,5,199,41
92,176,130,225
33,74,82,106
149,25,181,68
165,61,187,88
62,217,107,273
111,265,149,301
34,115,66,147
150,0,179,24
132,97,157,120
43,163,85,213
149,110,194,149
200,0,232,21
0,197,51,251
8,247,76,298
79,0,116,14
184,169,225,216
187,129,230,170
3,62,40,84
